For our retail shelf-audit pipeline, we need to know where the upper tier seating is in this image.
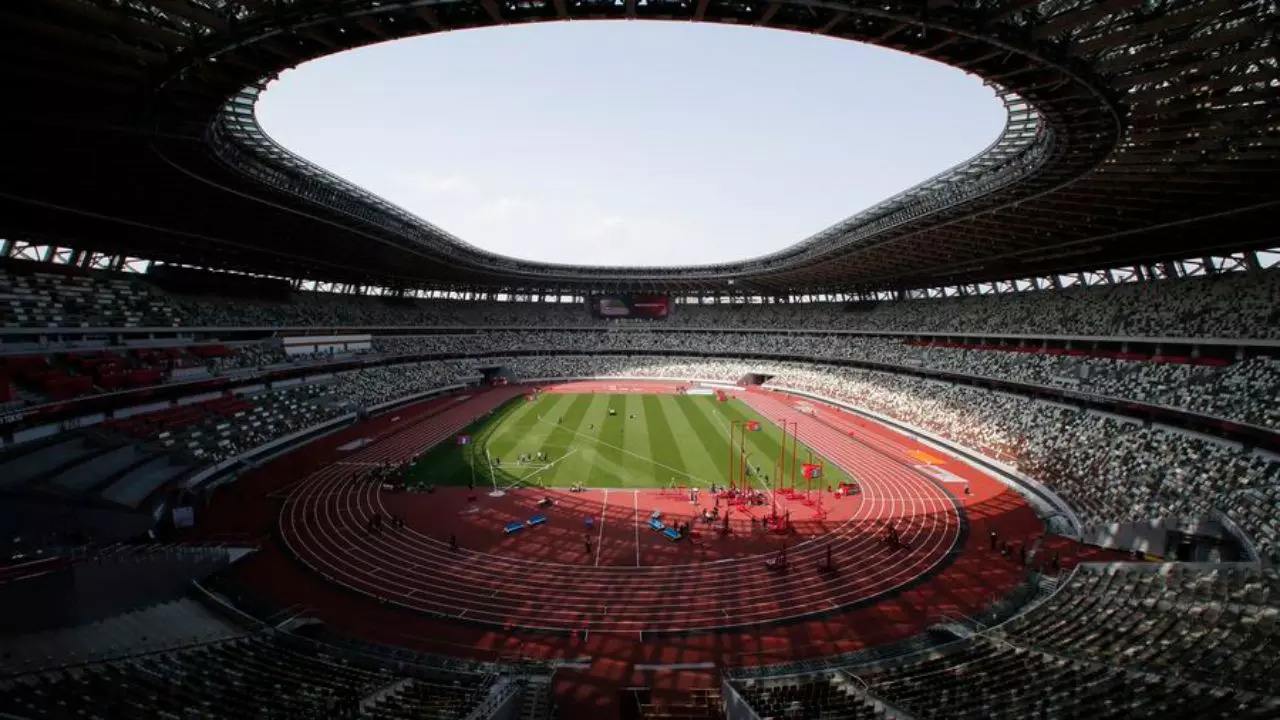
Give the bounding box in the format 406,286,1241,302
329,360,474,407
0,266,180,329
163,268,1279,338
373,333,1280,429
13,328,1277,429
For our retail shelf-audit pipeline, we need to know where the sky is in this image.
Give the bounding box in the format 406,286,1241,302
257,21,1006,267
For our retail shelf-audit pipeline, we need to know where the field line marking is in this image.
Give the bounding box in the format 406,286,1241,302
594,489,609,567
519,448,580,486
633,489,640,567
534,416,711,488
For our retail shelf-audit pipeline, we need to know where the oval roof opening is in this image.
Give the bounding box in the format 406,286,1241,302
258,21,1005,267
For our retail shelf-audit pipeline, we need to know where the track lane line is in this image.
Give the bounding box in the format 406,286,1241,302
634,489,641,567
594,488,609,567
282,384,969,631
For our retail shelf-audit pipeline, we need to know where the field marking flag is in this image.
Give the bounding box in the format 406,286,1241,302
746,420,761,432
802,463,823,479
457,435,472,446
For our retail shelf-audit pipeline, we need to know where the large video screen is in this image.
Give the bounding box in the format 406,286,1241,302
589,294,670,320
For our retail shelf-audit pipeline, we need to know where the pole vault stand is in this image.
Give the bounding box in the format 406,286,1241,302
809,495,829,521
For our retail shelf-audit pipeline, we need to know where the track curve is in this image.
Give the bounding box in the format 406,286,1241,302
279,384,965,635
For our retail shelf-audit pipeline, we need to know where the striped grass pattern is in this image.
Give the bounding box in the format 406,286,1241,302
406,393,856,490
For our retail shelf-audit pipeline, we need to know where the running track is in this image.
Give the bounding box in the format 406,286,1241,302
279,382,965,636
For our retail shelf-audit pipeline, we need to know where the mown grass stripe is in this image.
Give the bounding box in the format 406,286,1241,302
620,394,655,486
579,394,623,486
672,396,738,488
641,395,689,489
537,394,598,485
404,393,856,491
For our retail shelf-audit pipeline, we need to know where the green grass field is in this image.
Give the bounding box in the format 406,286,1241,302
405,393,855,490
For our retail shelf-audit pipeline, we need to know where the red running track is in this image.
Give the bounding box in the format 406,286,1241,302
279,382,965,636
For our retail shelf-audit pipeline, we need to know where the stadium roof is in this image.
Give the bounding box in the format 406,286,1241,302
1,0,1276,294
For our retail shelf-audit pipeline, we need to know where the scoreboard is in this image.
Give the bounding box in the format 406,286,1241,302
588,294,670,320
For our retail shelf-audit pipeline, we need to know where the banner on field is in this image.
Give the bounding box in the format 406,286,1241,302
802,463,823,479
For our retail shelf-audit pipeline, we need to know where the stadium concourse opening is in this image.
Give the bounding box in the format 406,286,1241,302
188,378,1064,710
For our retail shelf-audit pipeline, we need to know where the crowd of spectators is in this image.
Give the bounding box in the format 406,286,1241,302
0,633,495,720
168,291,597,329
273,332,1280,432
328,360,475,408
163,268,1280,339
996,563,1280,694
735,564,1280,720
849,634,1275,719
109,361,475,467
0,266,180,329
5,264,1278,562
3,261,1276,338
158,384,344,465
369,332,1279,429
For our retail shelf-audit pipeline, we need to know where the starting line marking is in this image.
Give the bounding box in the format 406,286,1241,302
915,465,970,484
908,449,945,465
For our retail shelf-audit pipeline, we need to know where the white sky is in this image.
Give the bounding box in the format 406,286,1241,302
258,21,1005,267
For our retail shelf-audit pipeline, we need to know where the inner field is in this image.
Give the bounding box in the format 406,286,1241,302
405,392,858,492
